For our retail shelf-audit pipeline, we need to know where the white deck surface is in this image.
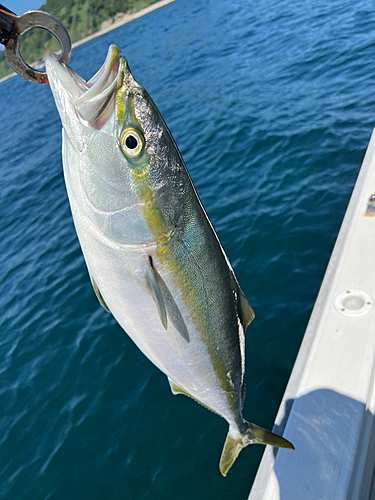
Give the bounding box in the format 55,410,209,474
249,129,375,500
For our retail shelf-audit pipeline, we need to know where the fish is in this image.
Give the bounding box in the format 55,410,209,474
45,44,294,476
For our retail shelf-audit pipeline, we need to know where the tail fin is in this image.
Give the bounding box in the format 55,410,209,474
219,421,294,476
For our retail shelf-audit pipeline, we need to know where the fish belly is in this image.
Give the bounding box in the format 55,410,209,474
69,198,237,426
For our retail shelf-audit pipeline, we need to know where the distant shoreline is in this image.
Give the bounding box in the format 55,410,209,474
0,0,175,84
71,0,175,49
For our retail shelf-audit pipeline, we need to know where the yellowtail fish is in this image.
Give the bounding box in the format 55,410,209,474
45,45,294,476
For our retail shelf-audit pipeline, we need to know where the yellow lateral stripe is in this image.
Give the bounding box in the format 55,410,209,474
117,81,238,414
132,170,237,411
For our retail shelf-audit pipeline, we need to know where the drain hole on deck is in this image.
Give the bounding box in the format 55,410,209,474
334,290,373,317
342,296,365,310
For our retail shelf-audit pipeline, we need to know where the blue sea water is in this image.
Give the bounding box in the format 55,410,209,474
0,0,374,498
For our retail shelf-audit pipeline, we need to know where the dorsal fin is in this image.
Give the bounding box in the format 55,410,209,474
237,287,255,330
89,273,110,313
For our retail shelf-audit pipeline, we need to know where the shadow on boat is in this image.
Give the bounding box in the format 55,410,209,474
262,388,375,499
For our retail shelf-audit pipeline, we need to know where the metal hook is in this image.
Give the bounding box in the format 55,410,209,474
0,4,71,84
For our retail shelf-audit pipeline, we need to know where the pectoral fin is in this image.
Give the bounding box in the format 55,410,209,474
136,256,168,330
237,287,255,330
89,273,110,313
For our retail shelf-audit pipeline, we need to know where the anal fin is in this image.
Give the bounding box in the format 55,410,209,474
89,273,110,313
168,377,187,396
167,377,219,415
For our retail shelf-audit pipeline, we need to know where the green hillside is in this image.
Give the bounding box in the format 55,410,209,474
0,0,158,79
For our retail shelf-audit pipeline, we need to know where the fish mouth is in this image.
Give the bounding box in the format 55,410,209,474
46,44,124,129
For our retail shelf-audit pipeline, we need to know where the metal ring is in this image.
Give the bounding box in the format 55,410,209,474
4,10,71,84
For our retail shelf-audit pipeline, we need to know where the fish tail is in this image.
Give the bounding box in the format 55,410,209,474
219,421,294,477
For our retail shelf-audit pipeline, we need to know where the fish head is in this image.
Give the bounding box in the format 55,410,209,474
46,44,176,246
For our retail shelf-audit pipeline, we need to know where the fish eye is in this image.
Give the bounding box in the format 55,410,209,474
120,128,144,158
